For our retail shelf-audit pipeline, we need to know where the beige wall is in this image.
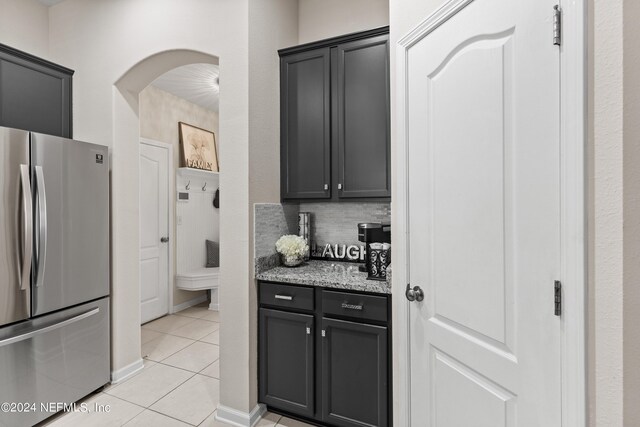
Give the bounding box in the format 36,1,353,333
0,0,49,59
298,0,389,44
139,84,219,308
47,0,248,386
590,0,640,425
622,1,640,423
590,0,624,424
223,0,299,412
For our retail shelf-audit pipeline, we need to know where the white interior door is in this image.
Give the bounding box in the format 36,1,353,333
140,141,170,324
406,0,561,425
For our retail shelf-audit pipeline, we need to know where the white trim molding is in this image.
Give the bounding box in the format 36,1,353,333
558,0,588,425
393,0,587,426
110,358,144,384
172,293,208,314
215,403,267,427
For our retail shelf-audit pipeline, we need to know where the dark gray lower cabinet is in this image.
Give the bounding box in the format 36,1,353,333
259,281,391,427
259,308,315,418
322,318,388,427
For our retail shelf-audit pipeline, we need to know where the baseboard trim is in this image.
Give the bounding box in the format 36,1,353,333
208,302,219,311
110,358,144,384
215,403,266,427
172,294,208,313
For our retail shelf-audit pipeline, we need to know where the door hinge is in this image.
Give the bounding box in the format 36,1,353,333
306,327,311,335
553,5,562,46
321,329,326,337
554,280,562,316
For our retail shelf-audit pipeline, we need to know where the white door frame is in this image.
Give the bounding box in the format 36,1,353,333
139,137,174,317
392,1,586,426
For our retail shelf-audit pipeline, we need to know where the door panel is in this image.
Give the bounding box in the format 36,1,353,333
432,349,515,427
280,48,331,200
259,308,315,418
31,133,109,317
322,318,387,427
0,127,31,326
140,142,169,324
336,35,391,199
407,0,561,425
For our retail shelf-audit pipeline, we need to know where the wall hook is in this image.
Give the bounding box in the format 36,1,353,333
202,182,207,191
186,180,191,190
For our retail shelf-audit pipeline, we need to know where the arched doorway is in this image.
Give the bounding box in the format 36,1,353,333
110,49,220,382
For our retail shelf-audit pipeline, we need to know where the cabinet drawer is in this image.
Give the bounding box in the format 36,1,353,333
260,282,314,311
322,290,388,323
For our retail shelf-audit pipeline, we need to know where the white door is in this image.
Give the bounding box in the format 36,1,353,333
406,0,561,425
140,141,170,324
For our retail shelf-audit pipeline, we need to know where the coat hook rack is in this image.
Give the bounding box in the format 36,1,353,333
202,182,207,191
186,180,191,190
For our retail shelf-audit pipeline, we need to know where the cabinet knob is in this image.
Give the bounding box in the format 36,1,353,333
324,184,329,191
338,183,343,190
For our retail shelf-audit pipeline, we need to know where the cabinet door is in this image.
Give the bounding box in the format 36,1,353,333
322,318,388,427
259,308,315,418
336,35,390,199
0,45,73,138
280,48,331,200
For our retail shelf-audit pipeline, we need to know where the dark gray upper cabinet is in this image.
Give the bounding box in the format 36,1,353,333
335,35,391,199
279,27,390,202
322,317,388,427
259,308,315,419
280,48,331,200
0,44,73,138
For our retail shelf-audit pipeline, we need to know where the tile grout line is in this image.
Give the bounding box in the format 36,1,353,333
146,374,219,426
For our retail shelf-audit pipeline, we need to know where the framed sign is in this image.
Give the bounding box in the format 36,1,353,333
179,122,219,172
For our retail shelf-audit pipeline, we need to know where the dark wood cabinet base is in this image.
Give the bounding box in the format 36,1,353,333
258,282,392,427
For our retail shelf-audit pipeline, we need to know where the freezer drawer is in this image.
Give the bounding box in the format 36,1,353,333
0,297,110,427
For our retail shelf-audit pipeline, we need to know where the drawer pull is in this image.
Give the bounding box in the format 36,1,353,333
275,294,293,301
341,302,363,311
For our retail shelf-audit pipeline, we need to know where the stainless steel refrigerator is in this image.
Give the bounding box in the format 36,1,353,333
0,127,110,427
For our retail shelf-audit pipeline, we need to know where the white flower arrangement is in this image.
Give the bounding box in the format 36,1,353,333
275,234,309,263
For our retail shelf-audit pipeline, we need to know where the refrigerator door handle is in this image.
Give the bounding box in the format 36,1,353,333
34,165,47,288
0,307,100,348
17,164,33,291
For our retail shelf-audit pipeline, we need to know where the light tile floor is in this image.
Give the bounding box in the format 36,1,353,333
43,303,313,427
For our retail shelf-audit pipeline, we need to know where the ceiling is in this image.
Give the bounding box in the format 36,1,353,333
37,0,65,6
150,63,220,112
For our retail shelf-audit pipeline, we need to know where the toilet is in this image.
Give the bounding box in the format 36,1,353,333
176,267,219,310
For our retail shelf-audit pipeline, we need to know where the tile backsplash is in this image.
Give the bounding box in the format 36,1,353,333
254,203,298,259
254,202,391,261
301,202,390,248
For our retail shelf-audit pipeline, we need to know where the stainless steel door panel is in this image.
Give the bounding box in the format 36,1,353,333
0,297,110,427
31,133,109,316
0,127,31,326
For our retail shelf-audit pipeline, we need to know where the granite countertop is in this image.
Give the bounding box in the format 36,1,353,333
256,260,391,294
